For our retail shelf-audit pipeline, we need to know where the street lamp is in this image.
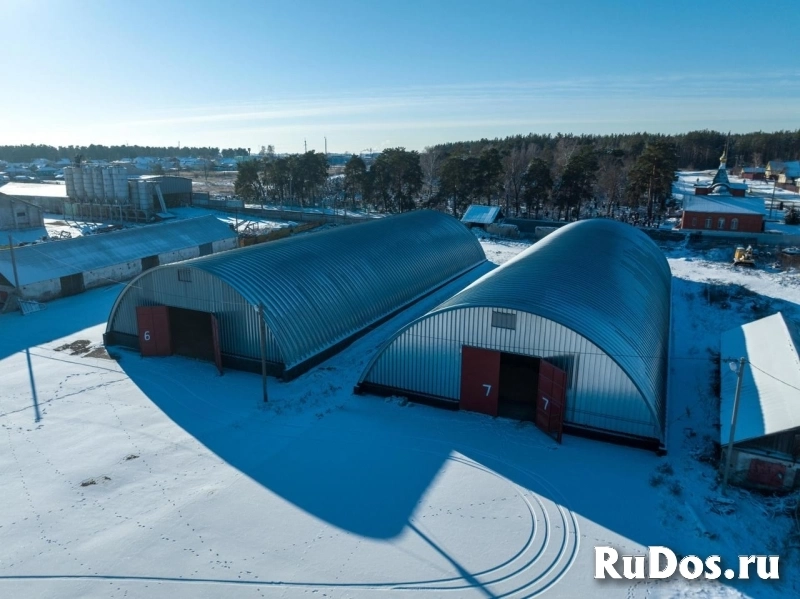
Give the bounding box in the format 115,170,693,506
722,357,746,489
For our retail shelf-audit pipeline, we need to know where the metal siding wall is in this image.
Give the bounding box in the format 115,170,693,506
364,307,658,439
108,267,283,363
155,210,486,371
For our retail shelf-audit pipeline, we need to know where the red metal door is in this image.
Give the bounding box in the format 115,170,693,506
210,313,223,375
136,305,172,357
459,346,501,416
536,359,567,443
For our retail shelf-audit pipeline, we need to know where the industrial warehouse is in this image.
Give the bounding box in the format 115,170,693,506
104,210,487,379
0,216,236,307
357,219,672,449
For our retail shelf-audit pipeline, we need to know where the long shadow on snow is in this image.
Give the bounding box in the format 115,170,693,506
115,272,791,598
0,284,122,361
114,264,500,541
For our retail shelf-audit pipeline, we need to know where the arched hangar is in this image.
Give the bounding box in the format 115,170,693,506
105,210,486,379
357,219,671,449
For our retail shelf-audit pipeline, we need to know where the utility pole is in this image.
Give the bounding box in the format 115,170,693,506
8,235,20,292
770,180,777,219
258,302,269,404
722,357,746,490
304,139,307,153
324,136,327,156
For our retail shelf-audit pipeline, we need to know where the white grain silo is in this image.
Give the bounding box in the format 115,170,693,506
64,167,75,198
128,179,139,207
101,167,114,202
72,166,85,200
82,165,95,201
111,167,129,203
93,166,105,201
137,180,151,211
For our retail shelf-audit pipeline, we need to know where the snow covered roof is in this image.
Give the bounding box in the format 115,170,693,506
410,218,671,441
682,195,762,215
720,312,800,446
711,165,731,187
742,167,765,174
0,216,235,287
461,205,502,225
0,182,68,198
107,210,486,378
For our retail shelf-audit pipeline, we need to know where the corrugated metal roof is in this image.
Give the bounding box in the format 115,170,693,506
386,218,671,438
107,210,486,375
461,205,502,225
683,196,762,215
720,312,800,445
0,182,68,198
0,216,235,286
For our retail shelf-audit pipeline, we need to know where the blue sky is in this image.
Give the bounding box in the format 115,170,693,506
2,0,799,153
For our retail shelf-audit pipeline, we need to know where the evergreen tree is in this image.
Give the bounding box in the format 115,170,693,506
626,140,678,220
343,155,367,210
520,157,553,218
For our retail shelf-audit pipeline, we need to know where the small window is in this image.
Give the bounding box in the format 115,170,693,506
491,311,516,330
177,268,192,282
731,218,739,231
16,210,26,217
691,217,697,227
704,218,712,229
718,217,725,230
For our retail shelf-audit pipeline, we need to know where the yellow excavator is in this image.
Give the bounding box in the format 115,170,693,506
733,245,755,267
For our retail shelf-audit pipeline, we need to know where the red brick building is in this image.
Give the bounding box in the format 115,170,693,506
683,147,764,232
680,196,764,233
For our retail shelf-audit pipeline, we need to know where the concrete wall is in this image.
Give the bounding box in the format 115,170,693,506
0,198,44,230
212,238,238,252
84,261,142,290
5,194,66,215
18,279,62,302
158,247,201,265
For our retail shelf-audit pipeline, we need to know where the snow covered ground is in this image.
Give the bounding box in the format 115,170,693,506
1,237,798,598
5,208,295,247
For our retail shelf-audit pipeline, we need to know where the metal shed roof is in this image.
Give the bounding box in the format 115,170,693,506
720,312,800,445
108,210,486,375
0,182,68,198
0,216,235,286
461,205,502,225
393,218,671,437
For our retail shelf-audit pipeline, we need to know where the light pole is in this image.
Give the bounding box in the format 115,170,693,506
722,357,746,490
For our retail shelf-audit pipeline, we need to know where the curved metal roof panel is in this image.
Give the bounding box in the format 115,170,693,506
144,210,485,372
432,219,671,436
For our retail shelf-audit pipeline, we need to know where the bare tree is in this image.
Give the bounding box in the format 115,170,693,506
420,147,444,205
503,144,538,216
596,150,630,216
